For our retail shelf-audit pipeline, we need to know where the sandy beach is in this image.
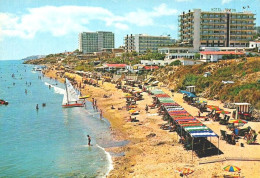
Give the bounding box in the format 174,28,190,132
43,67,260,178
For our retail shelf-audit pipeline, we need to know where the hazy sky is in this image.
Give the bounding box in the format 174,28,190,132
0,0,259,60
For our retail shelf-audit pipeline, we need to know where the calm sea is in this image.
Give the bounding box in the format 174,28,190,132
0,60,114,177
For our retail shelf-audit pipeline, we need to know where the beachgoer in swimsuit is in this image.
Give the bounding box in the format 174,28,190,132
87,135,91,146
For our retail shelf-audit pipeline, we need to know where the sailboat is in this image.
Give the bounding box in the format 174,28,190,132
62,78,84,108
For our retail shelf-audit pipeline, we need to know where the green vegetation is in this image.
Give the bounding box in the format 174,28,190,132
194,53,200,60
153,57,260,109
169,60,181,66
24,49,260,109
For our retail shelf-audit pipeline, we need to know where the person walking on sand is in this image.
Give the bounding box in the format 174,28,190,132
87,135,91,146
100,109,103,119
198,111,201,117
145,104,149,113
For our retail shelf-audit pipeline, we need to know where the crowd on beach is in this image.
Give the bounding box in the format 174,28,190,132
40,65,260,177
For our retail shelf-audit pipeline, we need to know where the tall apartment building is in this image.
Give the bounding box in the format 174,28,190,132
178,9,256,50
124,34,175,53
79,31,114,53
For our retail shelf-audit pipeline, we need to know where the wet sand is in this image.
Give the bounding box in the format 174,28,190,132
43,68,260,178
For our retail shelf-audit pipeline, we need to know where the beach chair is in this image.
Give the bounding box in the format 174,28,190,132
220,130,227,140
238,126,251,136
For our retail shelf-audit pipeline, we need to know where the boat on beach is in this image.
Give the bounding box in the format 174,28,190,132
62,78,84,108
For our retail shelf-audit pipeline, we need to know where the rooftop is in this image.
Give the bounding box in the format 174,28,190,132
200,51,245,55
105,64,127,68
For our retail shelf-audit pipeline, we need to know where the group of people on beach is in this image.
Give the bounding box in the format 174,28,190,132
91,98,103,119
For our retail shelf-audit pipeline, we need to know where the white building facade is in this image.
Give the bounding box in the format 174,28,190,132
124,34,175,53
79,31,114,53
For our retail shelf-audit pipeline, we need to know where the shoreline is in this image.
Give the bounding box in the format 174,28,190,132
96,144,114,177
41,66,260,178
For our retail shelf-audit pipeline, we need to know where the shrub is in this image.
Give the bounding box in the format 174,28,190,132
170,60,181,66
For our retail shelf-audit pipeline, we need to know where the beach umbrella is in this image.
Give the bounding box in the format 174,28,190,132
129,105,137,108
129,109,136,113
208,105,221,111
196,100,207,104
229,119,247,124
223,165,241,172
216,110,230,114
176,168,194,176
125,93,132,97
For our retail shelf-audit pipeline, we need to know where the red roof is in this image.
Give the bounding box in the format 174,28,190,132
200,51,245,55
106,64,127,68
144,66,159,70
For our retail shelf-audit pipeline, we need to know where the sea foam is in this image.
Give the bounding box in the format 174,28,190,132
45,82,65,95
96,144,113,177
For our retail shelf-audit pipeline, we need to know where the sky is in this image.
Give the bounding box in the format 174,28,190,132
0,0,259,60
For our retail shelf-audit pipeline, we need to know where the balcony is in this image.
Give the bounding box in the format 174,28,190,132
230,28,255,31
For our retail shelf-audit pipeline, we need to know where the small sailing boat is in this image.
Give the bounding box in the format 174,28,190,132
62,78,84,108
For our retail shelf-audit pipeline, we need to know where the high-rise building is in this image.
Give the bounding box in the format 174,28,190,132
178,9,256,50
79,31,114,53
124,34,175,53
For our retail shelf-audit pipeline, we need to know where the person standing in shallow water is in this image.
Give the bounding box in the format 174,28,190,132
87,135,91,146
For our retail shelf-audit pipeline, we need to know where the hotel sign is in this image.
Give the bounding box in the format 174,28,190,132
211,8,236,12
211,8,222,12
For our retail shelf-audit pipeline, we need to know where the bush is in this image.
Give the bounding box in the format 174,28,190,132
194,53,200,60
170,60,181,66
183,74,200,86
247,53,254,57
216,67,232,77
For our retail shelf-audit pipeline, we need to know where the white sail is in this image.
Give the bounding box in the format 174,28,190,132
62,93,68,105
62,78,80,105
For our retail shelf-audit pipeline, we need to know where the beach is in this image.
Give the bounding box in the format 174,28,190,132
43,67,260,178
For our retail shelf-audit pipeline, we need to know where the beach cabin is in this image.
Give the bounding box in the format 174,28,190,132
233,103,251,120
186,86,195,94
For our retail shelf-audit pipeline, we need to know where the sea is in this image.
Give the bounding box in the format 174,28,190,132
0,60,122,177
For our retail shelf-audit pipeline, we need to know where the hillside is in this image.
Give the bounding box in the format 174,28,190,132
22,55,46,61
153,57,260,109
24,54,260,109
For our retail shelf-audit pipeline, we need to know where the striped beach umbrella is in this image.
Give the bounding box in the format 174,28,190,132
229,119,247,124
223,165,241,172
216,110,230,114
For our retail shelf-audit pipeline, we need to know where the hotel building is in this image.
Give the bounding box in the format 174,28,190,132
79,31,114,53
178,9,256,50
124,34,175,53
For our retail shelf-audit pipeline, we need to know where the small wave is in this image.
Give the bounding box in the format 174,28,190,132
44,82,51,86
96,144,113,177
45,82,65,95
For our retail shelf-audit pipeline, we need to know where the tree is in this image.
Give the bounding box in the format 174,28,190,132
131,51,138,56
194,53,200,60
